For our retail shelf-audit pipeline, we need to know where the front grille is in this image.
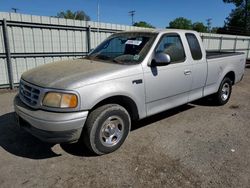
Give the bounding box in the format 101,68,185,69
19,81,41,107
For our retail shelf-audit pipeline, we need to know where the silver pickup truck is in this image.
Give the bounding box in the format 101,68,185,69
14,29,246,155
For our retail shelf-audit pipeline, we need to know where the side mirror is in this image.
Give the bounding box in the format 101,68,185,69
151,52,171,66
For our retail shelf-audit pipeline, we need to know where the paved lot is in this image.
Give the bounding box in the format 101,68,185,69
0,67,250,188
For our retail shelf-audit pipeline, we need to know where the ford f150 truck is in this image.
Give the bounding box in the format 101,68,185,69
14,29,246,155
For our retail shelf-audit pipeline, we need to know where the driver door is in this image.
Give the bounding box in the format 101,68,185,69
143,33,193,116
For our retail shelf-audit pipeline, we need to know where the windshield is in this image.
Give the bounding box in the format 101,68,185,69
86,32,157,64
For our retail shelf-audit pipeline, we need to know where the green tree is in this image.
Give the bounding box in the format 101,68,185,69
133,21,155,28
223,0,250,35
168,17,192,30
192,22,208,32
57,10,90,21
211,27,219,33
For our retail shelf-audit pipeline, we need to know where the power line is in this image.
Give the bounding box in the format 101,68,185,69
128,10,135,25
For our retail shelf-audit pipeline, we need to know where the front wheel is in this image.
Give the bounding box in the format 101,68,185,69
83,104,131,155
213,77,232,105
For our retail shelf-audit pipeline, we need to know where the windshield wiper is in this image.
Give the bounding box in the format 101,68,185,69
87,54,123,64
94,54,110,60
112,59,123,64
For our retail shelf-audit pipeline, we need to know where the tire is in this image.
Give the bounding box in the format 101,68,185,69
213,77,232,105
83,104,131,155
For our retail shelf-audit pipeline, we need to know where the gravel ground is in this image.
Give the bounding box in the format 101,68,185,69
0,67,250,188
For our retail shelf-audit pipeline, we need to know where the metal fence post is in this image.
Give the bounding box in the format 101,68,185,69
219,37,223,52
233,37,237,52
247,39,250,59
87,25,91,53
201,35,204,42
2,19,14,90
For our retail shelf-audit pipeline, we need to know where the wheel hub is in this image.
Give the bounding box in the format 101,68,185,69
221,82,230,101
100,116,124,147
104,124,116,136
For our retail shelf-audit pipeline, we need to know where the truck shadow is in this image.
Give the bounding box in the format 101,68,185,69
190,97,219,107
131,104,194,131
0,104,194,159
0,112,61,159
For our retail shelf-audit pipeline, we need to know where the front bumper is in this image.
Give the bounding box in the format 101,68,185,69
14,95,88,143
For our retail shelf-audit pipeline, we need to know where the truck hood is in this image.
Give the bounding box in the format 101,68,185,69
21,59,141,89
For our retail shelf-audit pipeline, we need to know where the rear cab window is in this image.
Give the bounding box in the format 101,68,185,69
185,33,203,60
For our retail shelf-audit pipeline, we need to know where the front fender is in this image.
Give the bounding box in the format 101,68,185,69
76,75,146,119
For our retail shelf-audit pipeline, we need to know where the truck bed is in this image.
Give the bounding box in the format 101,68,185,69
206,51,244,59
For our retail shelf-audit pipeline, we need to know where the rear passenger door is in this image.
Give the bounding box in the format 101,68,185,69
185,33,207,102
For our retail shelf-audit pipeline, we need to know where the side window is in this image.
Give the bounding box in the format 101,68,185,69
155,34,186,63
185,33,203,60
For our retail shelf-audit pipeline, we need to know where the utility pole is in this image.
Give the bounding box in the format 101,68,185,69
97,0,100,32
97,0,100,23
11,8,19,13
129,10,135,25
206,18,212,33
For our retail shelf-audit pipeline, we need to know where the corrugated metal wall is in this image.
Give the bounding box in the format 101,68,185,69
201,32,250,57
0,12,151,87
0,12,249,88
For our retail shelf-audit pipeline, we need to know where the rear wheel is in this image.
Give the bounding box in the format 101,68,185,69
213,77,232,105
83,104,131,155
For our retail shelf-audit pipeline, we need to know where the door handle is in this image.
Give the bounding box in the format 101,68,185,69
132,79,143,84
184,70,192,75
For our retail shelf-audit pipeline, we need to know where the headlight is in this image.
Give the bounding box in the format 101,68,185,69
42,92,78,108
